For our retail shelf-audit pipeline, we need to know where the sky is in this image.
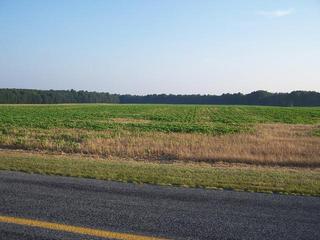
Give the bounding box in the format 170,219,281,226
0,0,319,95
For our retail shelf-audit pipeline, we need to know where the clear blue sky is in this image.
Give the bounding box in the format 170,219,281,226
0,0,319,94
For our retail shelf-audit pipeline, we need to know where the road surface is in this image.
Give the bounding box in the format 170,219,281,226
0,171,319,240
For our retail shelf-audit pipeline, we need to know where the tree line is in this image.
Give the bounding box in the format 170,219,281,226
0,89,319,106
0,89,119,104
120,91,320,106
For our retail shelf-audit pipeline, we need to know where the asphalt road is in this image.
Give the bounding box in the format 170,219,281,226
0,171,319,240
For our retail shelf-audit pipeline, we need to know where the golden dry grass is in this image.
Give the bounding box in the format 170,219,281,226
0,124,319,167
80,124,320,167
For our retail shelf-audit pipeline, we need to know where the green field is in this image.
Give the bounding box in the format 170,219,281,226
0,104,319,196
0,104,319,134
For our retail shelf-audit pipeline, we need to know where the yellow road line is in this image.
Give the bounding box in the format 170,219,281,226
0,215,168,240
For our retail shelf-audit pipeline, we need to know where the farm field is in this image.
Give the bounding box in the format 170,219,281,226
0,104,319,195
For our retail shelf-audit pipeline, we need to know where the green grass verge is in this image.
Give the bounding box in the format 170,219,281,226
0,151,319,196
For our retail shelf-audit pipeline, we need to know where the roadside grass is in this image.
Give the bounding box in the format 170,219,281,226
0,151,319,196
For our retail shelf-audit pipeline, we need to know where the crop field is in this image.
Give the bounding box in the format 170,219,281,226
0,104,319,165
0,104,319,195
0,104,319,132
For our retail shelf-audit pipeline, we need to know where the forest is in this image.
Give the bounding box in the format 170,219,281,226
0,88,319,106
